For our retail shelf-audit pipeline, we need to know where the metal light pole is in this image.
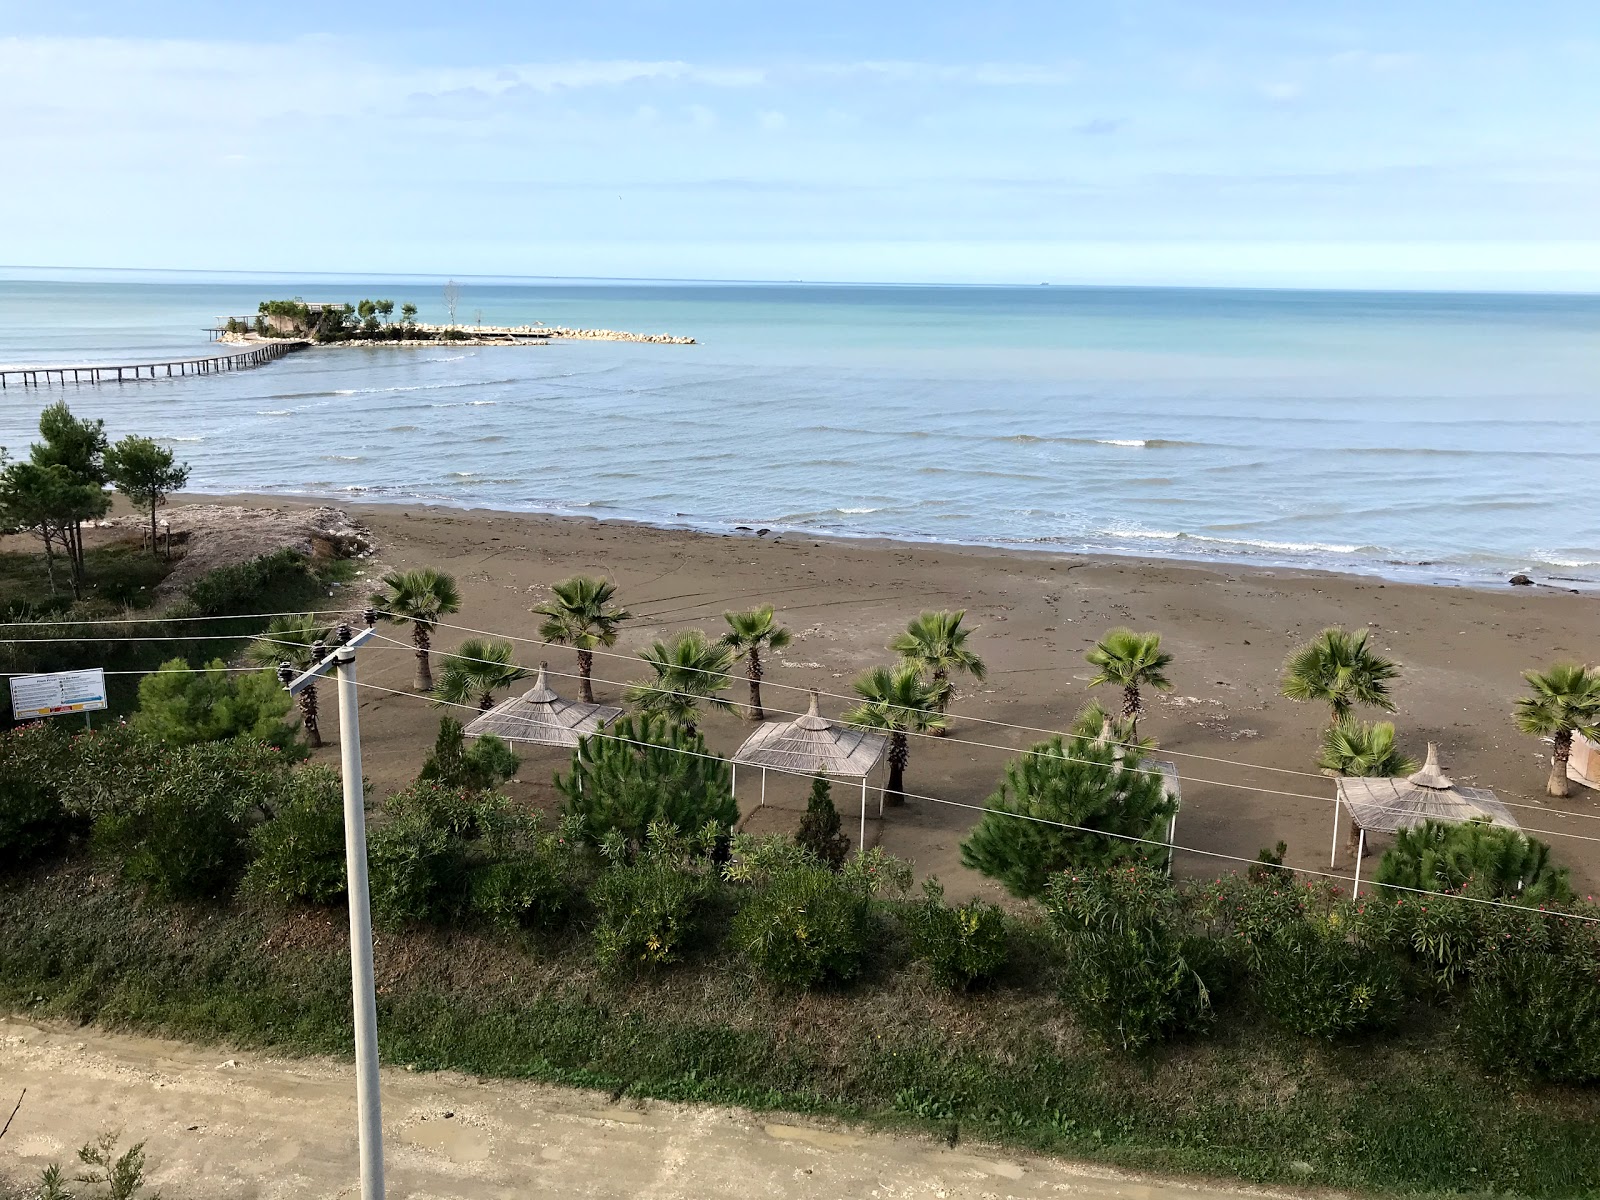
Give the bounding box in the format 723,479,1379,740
283,620,384,1200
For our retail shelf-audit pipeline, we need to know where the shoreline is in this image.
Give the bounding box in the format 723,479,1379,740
219,323,695,347
202,486,1594,595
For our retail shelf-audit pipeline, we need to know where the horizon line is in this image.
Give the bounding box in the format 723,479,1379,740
3,263,1598,300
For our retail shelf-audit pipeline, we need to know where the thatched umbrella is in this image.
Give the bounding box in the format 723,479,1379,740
1333,742,1518,891
731,689,888,850
463,662,623,749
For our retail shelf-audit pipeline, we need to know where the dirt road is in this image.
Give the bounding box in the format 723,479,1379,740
0,1019,1292,1200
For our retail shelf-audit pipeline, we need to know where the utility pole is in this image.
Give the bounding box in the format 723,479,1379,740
280,613,384,1200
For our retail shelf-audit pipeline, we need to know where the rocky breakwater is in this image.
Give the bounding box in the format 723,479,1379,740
539,326,696,344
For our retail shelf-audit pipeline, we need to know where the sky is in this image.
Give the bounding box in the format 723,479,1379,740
2,1,1597,289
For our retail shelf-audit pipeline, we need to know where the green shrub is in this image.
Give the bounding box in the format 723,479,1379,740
960,733,1176,899
1353,892,1485,995
1460,906,1600,1083
557,713,736,844
1377,817,1574,904
246,766,348,904
419,716,519,793
591,857,711,971
467,852,572,930
905,879,1008,990
1256,923,1404,1040
733,863,874,989
0,722,79,864
133,658,299,750
795,773,849,869
366,782,475,924
1046,864,1223,1052
185,547,310,616
91,739,291,899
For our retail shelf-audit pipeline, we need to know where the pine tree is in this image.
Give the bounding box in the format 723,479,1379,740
796,774,849,868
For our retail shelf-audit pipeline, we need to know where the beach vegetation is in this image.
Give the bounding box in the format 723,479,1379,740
1376,817,1574,903
556,712,736,844
531,574,631,703
1315,718,1417,777
845,663,944,806
1085,628,1172,740
795,773,850,868
1281,626,1400,724
891,609,985,733
418,716,519,793
133,657,300,750
627,629,735,737
905,878,1009,990
371,566,462,691
104,435,189,554
719,604,792,720
591,826,720,972
1513,661,1600,798
242,614,335,747
960,729,1176,899
433,637,530,712
244,765,348,905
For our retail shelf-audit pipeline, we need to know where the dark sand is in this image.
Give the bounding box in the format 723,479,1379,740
175,496,1597,902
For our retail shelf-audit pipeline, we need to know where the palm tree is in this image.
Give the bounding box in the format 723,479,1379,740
245,613,333,747
532,575,632,703
1281,626,1400,726
1070,698,1155,752
626,630,735,737
892,609,986,735
1085,628,1173,739
433,638,530,712
720,604,792,720
1514,662,1600,798
371,567,462,692
844,663,946,806
1317,719,1418,778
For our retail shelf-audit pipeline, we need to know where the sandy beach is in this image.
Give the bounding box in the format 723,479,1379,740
178,495,1600,900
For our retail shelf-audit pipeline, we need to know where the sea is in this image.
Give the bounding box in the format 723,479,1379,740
2,271,1598,589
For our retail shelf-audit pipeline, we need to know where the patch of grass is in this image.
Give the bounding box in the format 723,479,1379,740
0,539,172,616
1,864,1596,1198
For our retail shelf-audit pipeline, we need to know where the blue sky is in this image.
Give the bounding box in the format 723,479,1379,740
3,1,1597,288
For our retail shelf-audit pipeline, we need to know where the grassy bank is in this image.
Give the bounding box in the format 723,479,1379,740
2,865,1596,1198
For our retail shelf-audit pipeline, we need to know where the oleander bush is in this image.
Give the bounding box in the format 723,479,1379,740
1255,921,1405,1040
905,879,1009,990
366,781,480,924
0,721,79,865
246,765,349,905
89,738,293,899
1045,864,1225,1052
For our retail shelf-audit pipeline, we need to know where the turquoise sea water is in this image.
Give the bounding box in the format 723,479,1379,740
2,273,1598,587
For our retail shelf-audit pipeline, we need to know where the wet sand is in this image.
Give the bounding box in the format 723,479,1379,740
193,495,1600,900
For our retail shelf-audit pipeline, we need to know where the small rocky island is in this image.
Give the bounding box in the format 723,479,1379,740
217,298,694,347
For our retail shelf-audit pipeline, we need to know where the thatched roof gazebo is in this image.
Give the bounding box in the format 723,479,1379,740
731,690,888,850
1096,717,1183,873
463,663,623,749
1333,742,1518,891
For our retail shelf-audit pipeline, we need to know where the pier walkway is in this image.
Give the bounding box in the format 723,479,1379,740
0,339,308,388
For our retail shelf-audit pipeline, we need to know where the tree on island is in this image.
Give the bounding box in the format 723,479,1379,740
844,663,944,806
1086,628,1173,741
372,567,463,692
443,280,462,328
892,609,986,735
377,299,395,324
1281,626,1400,726
105,435,189,555
1514,662,1600,798
720,604,792,720
532,575,632,703
400,303,418,329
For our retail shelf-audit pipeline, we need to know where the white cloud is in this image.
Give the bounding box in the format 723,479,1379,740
759,110,788,131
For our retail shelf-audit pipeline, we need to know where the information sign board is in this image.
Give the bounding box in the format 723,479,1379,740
9,668,109,720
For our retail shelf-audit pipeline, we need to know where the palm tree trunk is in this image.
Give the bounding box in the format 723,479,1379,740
298,686,323,749
1549,728,1573,799
1123,683,1142,739
414,626,433,692
479,693,495,712
932,667,949,737
577,649,595,703
683,717,698,739
886,733,908,806
748,650,764,721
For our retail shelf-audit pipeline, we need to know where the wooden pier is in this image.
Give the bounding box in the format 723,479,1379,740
0,340,309,388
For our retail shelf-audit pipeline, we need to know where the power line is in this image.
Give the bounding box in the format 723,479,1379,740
358,632,1600,836
344,674,1600,926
